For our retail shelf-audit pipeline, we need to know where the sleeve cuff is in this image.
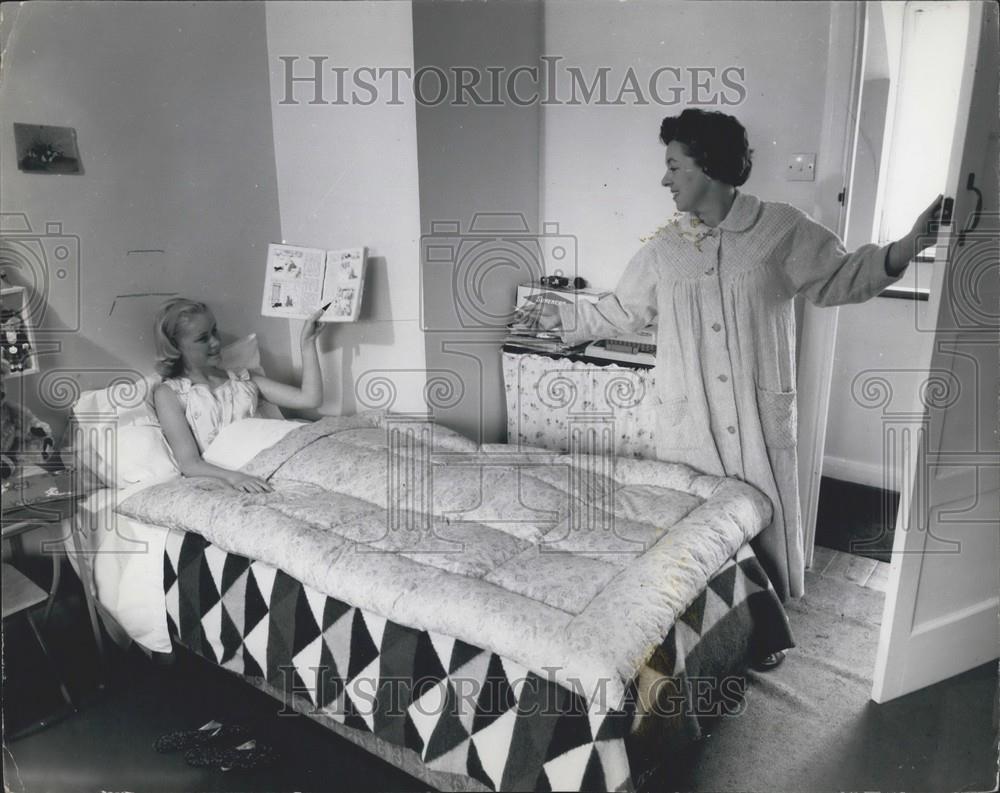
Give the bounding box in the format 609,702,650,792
879,242,907,286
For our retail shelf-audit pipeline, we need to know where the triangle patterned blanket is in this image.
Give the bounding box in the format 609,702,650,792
119,414,772,706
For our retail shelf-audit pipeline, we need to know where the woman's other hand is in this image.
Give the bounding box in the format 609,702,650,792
300,308,326,347
514,299,563,332
225,472,273,494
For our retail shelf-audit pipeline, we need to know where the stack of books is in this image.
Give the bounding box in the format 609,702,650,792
502,282,610,354
503,322,580,354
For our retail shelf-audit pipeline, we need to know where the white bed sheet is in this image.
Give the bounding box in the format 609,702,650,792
66,418,304,654
67,480,174,653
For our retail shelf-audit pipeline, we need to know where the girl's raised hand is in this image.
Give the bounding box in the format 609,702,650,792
300,307,327,347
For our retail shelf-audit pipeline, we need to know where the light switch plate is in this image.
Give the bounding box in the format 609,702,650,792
787,153,816,181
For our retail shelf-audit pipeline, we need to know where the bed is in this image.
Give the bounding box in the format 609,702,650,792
66,373,793,792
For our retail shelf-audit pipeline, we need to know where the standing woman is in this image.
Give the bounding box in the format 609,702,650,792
527,109,942,603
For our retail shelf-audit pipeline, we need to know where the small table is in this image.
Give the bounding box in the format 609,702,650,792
3,469,84,619
2,467,99,735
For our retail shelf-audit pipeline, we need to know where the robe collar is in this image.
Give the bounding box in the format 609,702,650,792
653,191,761,248
716,191,761,233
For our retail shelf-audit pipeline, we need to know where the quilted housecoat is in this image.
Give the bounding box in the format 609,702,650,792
558,192,902,600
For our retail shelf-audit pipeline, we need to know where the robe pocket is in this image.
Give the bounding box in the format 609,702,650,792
755,385,798,449
654,396,697,449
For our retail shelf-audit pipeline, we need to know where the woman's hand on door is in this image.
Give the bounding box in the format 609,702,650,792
886,194,945,276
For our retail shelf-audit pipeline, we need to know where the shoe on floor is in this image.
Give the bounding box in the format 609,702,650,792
153,721,250,753
752,650,787,671
184,738,277,771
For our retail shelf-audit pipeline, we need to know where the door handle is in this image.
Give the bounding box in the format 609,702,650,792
958,172,983,247
929,197,954,239
940,196,954,227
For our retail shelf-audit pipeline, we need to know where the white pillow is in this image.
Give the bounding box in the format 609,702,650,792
202,418,303,470
71,335,283,487
72,374,160,426
71,375,162,488
71,385,179,489
114,425,180,487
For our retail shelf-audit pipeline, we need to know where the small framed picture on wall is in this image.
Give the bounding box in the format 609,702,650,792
13,123,83,174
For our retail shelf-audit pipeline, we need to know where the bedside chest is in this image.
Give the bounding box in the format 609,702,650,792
501,345,658,458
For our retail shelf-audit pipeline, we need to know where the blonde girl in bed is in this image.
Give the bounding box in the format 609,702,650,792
153,297,325,494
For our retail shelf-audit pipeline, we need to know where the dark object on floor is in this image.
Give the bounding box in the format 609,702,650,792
814,476,899,562
752,650,787,671
152,720,249,753
184,739,277,771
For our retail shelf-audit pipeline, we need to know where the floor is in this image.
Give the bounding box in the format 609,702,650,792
809,544,891,592
3,550,996,792
653,565,998,792
2,577,424,792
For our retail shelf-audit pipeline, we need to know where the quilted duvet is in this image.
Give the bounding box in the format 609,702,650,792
118,413,772,707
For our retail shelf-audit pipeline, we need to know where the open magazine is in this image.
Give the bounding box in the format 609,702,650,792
261,244,367,322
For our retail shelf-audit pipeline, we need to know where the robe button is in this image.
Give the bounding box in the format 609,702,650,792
727,425,736,434
718,374,729,383
711,322,722,332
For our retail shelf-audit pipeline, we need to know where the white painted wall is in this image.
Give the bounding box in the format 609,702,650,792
540,0,840,288
0,1,287,438
264,1,426,416
824,300,930,489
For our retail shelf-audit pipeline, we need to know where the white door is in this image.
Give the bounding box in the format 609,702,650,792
872,1,999,703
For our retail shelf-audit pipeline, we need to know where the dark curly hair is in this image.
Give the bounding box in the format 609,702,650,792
659,109,753,187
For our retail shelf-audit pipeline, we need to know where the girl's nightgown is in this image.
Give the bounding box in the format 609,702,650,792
162,368,260,453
